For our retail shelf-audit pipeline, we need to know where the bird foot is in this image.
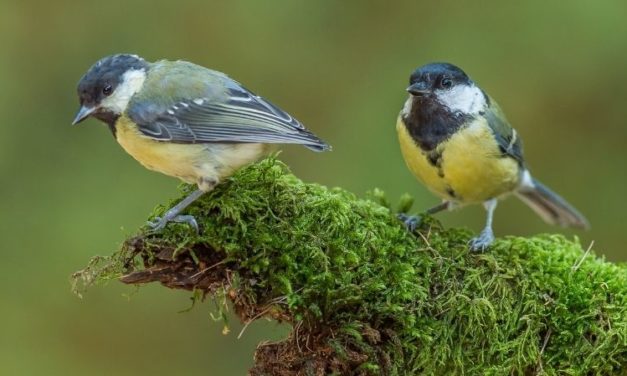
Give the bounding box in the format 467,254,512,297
147,214,199,233
397,213,422,232
469,228,494,252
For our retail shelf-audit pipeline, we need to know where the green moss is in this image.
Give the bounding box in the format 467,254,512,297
74,157,627,375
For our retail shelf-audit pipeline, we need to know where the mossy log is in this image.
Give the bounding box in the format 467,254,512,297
73,157,627,375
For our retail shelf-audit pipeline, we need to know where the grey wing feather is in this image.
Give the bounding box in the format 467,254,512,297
128,80,330,152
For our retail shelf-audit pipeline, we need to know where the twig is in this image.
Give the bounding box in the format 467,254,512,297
572,241,595,272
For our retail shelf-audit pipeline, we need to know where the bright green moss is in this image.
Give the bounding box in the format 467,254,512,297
74,157,627,375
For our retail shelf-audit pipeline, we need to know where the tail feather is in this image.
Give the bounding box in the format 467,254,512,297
516,175,589,229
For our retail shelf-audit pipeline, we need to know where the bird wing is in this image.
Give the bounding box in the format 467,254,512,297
127,64,329,152
484,98,524,166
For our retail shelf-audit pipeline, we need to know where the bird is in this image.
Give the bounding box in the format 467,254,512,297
396,62,589,251
72,54,330,232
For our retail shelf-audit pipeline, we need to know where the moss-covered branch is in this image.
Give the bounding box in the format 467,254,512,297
73,157,627,375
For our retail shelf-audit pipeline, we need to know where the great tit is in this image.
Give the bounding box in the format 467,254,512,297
73,54,330,232
396,62,589,250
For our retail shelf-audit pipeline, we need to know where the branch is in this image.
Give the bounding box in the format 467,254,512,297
73,157,627,375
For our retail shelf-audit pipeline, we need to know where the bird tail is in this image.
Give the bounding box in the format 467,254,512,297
515,172,589,229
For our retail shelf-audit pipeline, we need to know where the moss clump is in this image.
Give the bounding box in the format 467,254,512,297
74,157,627,375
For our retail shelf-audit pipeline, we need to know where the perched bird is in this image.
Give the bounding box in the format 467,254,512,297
396,62,588,250
73,54,330,231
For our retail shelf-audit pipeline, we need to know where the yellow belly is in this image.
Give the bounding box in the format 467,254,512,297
115,116,268,187
396,116,520,204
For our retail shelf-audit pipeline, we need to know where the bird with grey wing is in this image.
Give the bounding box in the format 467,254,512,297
73,54,330,232
396,62,589,250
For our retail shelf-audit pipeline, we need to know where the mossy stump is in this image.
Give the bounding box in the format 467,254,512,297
74,157,627,375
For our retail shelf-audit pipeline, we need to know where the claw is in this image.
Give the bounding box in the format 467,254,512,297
147,214,199,233
146,216,167,233
469,228,494,252
145,189,207,233
146,217,167,232
397,213,421,232
172,215,199,233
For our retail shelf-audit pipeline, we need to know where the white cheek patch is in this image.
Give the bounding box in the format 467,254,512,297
101,69,147,114
400,96,413,117
435,84,486,115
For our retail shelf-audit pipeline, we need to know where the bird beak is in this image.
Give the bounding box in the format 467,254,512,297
407,82,430,96
72,105,96,125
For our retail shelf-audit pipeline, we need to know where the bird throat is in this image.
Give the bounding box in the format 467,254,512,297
93,110,120,138
402,97,472,151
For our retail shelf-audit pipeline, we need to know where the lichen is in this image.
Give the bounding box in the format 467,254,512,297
73,157,627,375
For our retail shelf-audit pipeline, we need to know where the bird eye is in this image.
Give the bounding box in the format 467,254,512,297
102,85,113,96
440,77,452,89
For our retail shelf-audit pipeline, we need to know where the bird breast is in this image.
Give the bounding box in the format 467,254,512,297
397,116,521,203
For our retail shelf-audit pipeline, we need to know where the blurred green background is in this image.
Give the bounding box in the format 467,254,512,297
1,1,625,374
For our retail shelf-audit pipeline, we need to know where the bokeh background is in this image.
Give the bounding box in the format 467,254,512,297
1,1,626,374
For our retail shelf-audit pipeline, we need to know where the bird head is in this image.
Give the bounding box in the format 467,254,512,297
406,62,486,116
72,54,149,125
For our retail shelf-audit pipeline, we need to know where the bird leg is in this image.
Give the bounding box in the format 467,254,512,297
398,201,451,232
147,189,206,233
469,198,497,251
